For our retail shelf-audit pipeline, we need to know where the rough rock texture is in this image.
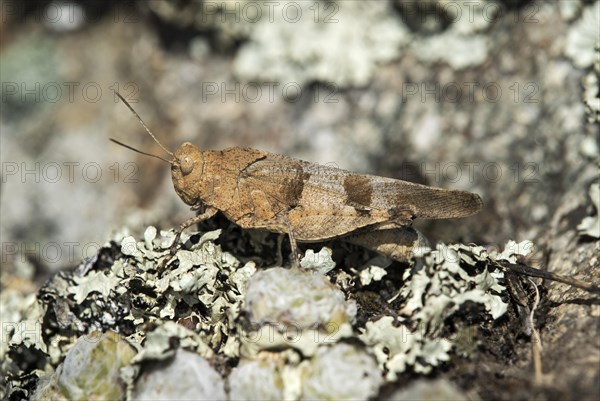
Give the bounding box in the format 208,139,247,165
1,0,598,400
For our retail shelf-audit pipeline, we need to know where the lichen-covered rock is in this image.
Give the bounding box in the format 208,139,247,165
409,0,497,69
385,379,469,401
228,358,285,401
299,343,382,401
234,1,410,87
4,227,530,400
413,32,488,70
565,1,600,69
31,331,136,401
399,242,511,330
29,374,65,401
132,321,213,362
577,182,600,238
565,1,600,123
132,348,226,400
244,267,357,330
359,241,518,380
360,316,452,381
582,66,600,123
241,267,357,357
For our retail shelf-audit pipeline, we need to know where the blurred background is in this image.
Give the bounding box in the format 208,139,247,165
1,0,599,398
1,0,598,273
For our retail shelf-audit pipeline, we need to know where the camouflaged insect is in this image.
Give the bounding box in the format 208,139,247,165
111,92,482,265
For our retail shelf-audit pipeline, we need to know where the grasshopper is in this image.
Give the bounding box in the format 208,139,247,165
111,92,482,266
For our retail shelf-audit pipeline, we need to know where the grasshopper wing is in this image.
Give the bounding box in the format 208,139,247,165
237,153,482,241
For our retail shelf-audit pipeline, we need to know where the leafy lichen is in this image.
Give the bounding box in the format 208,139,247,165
4,227,528,400
233,2,410,88
577,182,600,238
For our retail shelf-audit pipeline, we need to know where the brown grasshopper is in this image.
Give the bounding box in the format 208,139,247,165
111,92,482,266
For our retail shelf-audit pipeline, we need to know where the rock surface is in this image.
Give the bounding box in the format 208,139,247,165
1,1,598,400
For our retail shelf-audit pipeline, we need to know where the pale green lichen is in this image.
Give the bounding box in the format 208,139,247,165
4,226,250,399
228,357,285,401
359,262,389,286
121,235,143,258
358,241,518,380
4,226,525,400
565,1,600,123
240,267,356,357
132,348,226,400
577,182,600,238
31,331,136,401
398,243,509,333
243,267,357,330
145,0,254,49
413,32,488,69
132,321,213,362
360,316,452,380
299,343,382,401
1,258,44,376
234,1,410,87
300,247,336,274
412,0,497,69
67,271,121,304
108,227,248,356
147,0,411,87
565,1,600,69
582,60,600,123
438,0,498,35
559,0,583,21
2,292,45,358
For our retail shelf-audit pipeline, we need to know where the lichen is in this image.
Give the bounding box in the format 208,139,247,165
31,331,136,401
565,1,600,69
565,1,600,123
4,227,525,400
582,59,600,123
299,343,382,400
3,294,46,355
243,267,357,330
228,357,285,401
67,271,121,304
132,349,226,400
144,0,254,50
360,316,452,380
233,1,410,87
359,241,517,380
577,182,600,238
358,261,389,286
411,0,496,69
300,247,336,274
240,266,356,357
399,243,509,329
413,31,489,70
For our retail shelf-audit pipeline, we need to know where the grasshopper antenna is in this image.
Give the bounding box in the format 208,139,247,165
110,138,173,165
113,91,174,158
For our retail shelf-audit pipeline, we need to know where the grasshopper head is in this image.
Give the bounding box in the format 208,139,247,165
172,142,205,207
110,92,206,208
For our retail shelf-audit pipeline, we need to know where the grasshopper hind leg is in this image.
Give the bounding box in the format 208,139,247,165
345,227,430,262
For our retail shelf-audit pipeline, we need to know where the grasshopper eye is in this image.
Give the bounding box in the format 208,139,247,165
180,156,194,175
